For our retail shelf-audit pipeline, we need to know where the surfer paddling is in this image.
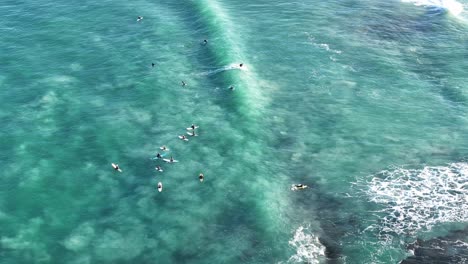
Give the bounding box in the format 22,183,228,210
199,173,204,182
156,153,162,159
137,16,143,22
181,81,187,86
239,63,243,68
156,166,163,172
112,163,122,172
293,184,308,190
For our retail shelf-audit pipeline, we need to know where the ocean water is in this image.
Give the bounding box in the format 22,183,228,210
0,0,467,263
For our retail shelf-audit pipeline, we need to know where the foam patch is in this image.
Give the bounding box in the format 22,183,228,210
361,163,468,236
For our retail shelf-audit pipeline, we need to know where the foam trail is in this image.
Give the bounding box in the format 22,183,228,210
287,226,326,264
198,63,247,76
402,0,464,16
359,162,468,236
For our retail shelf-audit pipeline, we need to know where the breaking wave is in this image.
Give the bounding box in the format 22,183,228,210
287,226,326,264
402,0,464,16
360,162,468,236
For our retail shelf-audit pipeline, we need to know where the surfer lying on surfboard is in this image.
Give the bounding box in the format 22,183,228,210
160,145,169,151
291,184,308,191
199,173,204,182
112,163,122,172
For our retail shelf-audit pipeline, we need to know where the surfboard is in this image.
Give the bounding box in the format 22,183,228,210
186,126,199,130
291,184,308,191
187,132,198,136
163,158,179,163
199,174,204,182
158,182,162,192
111,163,122,172
159,146,169,151
178,136,188,141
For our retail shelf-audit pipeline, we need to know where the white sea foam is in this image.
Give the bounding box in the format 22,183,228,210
360,163,468,236
402,0,464,16
199,63,248,76
287,226,326,264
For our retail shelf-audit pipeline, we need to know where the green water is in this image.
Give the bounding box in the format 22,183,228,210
1,0,467,263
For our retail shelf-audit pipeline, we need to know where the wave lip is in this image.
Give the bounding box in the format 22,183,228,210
287,226,326,264
402,0,464,16
362,163,468,236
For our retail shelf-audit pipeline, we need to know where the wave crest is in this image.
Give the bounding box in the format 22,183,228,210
402,0,464,16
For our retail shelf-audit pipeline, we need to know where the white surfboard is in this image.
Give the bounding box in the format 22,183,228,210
163,158,179,163
111,163,122,172
178,136,188,141
199,174,204,182
159,146,169,151
187,132,198,137
186,126,199,130
291,184,308,191
158,182,163,192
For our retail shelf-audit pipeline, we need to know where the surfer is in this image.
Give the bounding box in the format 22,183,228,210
191,124,197,130
137,16,143,22
239,63,243,68
181,81,186,86
180,135,187,140
199,173,204,182
152,63,155,68
190,130,196,137
229,86,235,90
203,39,208,45
156,165,163,172
170,156,174,163
294,184,308,190
114,164,120,171
160,145,168,151
156,153,162,159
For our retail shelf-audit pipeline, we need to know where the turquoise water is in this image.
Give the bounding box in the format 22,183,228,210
1,0,467,263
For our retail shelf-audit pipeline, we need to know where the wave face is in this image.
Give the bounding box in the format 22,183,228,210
361,163,468,236
402,0,464,15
